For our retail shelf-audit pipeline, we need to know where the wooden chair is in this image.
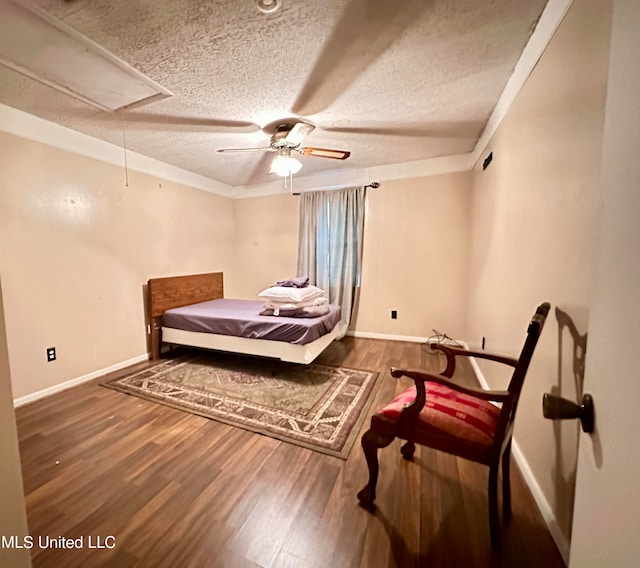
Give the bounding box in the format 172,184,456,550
357,302,550,547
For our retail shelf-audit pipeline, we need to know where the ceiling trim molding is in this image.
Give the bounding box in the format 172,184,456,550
0,102,233,197
470,0,575,167
233,153,476,198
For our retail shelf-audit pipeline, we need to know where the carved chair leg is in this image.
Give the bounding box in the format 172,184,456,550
357,429,394,506
488,463,500,548
502,441,513,521
400,440,415,460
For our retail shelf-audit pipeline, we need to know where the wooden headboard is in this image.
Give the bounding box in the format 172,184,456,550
147,272,224,359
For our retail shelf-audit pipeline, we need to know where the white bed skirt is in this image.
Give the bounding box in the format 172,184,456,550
161,324,341,365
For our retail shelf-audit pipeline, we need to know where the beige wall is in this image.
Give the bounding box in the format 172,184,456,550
466,0,612,548
233,172,472,339
354,173,471,339
0,132,235,400
0,277,31,566
231,193,300,299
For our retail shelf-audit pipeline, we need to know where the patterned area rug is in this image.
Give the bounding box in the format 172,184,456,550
101,352,381,459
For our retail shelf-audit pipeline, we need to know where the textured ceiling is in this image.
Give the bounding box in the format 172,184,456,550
0,0,548,188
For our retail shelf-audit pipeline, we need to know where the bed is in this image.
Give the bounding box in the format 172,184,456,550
147,272,342,364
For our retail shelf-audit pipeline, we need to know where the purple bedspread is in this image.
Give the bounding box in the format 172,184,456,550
162,299,341,345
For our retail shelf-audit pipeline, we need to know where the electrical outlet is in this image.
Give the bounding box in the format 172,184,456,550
46,347,56,362
391,310,397,320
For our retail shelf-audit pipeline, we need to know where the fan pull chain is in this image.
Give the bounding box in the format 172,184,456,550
285,169,299,195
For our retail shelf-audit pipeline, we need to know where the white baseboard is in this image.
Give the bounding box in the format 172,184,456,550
347,330,472,344
466,345,570,564
511,440,570,563
13,353,148,408
347,330,430,343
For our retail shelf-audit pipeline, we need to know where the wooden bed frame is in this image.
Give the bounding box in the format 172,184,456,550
147,272,340,364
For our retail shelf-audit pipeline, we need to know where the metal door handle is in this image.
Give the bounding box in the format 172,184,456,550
542,393,595,433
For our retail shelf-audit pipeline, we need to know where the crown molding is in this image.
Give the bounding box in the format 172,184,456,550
470,0,575,168
233,153,475,198
0,102,233,197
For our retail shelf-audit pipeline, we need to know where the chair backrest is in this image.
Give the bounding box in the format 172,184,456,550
495,302,551,448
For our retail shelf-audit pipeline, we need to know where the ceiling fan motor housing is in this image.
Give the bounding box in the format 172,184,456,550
272,124,298,148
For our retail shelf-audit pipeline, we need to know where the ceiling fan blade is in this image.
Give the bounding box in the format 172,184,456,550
283,122,316,146
299,147,350,160
82,109,261,132
291,0,429,116
127,114,260,132
217,147,274,153
322,120,485,139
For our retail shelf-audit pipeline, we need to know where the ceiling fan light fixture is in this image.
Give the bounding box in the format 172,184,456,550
270,154,302,177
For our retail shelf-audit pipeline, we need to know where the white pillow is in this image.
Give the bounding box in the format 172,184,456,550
263,297,328,310
258,285,324,303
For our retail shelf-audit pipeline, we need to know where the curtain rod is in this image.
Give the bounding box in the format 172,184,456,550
297,181,380,194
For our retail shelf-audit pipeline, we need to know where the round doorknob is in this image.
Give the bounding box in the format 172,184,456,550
542,393,595,433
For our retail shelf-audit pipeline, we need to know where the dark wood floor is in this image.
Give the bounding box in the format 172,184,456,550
16,338,565,568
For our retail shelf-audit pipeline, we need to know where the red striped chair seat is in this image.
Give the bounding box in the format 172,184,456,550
378,383,501,447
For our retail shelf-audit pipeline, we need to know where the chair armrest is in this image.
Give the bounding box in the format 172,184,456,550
430,344,518,378
390,367,512,403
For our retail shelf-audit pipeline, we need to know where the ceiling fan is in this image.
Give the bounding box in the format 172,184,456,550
216,121,350,177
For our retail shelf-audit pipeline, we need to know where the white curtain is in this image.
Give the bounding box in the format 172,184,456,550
297,186,366,338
